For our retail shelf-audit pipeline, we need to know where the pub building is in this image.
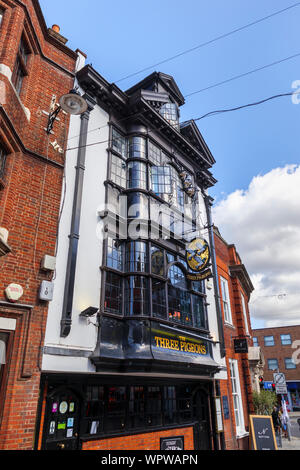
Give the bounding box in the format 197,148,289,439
36,59,228,450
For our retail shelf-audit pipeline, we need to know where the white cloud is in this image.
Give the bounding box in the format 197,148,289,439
213,165,300,329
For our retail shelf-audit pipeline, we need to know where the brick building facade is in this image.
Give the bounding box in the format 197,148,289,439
252,325,300,411
214,227,255,450
0,0,77,449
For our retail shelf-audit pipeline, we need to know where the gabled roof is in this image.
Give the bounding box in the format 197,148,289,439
126,72,185,106
180,120,216,165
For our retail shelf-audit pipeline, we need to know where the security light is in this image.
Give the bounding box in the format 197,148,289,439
80,306,99,317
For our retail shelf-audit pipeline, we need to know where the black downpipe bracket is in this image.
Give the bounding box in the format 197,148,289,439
60,94,96,338
204,194,226,358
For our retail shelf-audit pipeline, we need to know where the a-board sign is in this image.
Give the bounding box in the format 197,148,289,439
249,415,277,450
160,436,184,450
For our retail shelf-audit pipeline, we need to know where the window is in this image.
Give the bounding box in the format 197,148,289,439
151,246,164,276
82,386,105,435
106,238,123,271
12,36,30,95
107,387,127,432
264,336,275,347
0,9,4,27
152,279,166,319
127,192,149,220
112,128,127,158
104,272,122,314
240,294,249,335
268,359,278,370
160,103,180,131
125,241,148,272
0,333,7,386
110,154,126,188
220,277,233,324
229,359,245,436
168,265,192,326
281,334,292,345
128,136,146,159
253,337,259,347
150,166,172,196
125,276,149,316
192,294,206,329
0,145,7,180
285,358,296,370
170,167,185,212
148,142,162,166
127,161,147,190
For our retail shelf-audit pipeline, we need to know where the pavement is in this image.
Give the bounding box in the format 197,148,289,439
278,412,300,451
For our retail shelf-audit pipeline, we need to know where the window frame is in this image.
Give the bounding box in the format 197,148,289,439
228,359,246,437
0,144,7,180
264,336,275,347
281,334,292,346
267,358,279,371
240,293,249,335
284,358,296,370
0,330,14,426
12,35,31,96
220,276,233,325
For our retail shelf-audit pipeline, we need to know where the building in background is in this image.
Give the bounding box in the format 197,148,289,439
252,325,300,411
35,63,230,451
0,0,78,450
214,227,257,450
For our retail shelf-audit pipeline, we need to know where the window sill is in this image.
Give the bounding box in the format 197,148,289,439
224,322,235,330
236,430,249,439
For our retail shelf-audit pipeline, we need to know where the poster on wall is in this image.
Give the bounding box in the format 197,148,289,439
160,437,184,450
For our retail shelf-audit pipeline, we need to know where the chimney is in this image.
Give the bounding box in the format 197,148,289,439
48,24,68,45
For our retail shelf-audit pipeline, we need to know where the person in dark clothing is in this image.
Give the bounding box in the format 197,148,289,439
272,406,281,433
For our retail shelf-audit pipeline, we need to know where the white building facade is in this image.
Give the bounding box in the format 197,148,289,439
38,59,227,451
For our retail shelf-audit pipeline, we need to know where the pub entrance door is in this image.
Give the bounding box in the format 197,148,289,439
193,390,211,450
43,387,80,450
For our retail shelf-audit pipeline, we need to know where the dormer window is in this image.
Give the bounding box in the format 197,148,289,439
160,103,180,131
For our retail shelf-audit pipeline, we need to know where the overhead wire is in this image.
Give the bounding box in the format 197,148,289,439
113,2,300,84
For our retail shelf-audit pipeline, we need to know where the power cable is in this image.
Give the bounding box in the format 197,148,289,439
113,2,300,84
184,52,300,98
65,90,296,153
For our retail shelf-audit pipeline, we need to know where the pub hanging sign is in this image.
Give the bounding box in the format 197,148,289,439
186,238,212,281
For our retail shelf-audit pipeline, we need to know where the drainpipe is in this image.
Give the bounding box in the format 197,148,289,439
60,94,95,337
204,193,226,358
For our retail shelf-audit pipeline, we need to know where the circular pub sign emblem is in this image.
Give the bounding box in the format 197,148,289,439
186,238,210,273
5,283,24,303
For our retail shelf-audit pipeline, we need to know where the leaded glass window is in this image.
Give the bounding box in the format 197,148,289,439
150,166,172,196
107,238,123,271
168,265,192,326
104,272,122,314
152,279,166,319
192,294,206,329
148,142,161,166
127,161,147,190
128,136,146,159
112,128,127,158
107,387,127,432
110,154,126,188
125,276,149,316
125,241,148,272
160,103,180,131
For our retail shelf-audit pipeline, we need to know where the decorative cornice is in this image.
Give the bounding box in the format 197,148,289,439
229,264,254,297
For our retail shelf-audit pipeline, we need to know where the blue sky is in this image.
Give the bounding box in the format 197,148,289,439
40,0,300,328
40,0,300,200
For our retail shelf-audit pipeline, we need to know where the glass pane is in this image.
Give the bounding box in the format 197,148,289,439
112,128,127,158
128,136,146,159
148,142,161,165
125,276,149,316
106,387,127,432
104,272,122,314
192,294,205,329
127,161,147,190
125,241,148,272
152,279,166,319
168,264,186,289
151,246,164,276
127,192,149,220
150,166,172,195
107,238,123,271
160,103,180,131
110,154,126,188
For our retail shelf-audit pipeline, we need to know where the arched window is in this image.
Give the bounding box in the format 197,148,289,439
168,265,192,326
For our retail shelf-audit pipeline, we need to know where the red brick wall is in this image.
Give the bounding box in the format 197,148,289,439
0,0,77,450
82,427,194,451
253,325,300,382
214,231,254,450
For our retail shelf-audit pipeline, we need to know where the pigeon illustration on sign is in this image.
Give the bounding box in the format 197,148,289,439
186,238,210,272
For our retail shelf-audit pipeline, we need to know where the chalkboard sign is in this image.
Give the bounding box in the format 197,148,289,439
160,436,184,450
249,415,277,450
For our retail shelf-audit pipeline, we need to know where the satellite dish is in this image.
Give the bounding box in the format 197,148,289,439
59,90,88,115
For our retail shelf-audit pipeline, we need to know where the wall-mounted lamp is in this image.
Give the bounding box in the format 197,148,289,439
80,306,99,318
46,89,88,134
